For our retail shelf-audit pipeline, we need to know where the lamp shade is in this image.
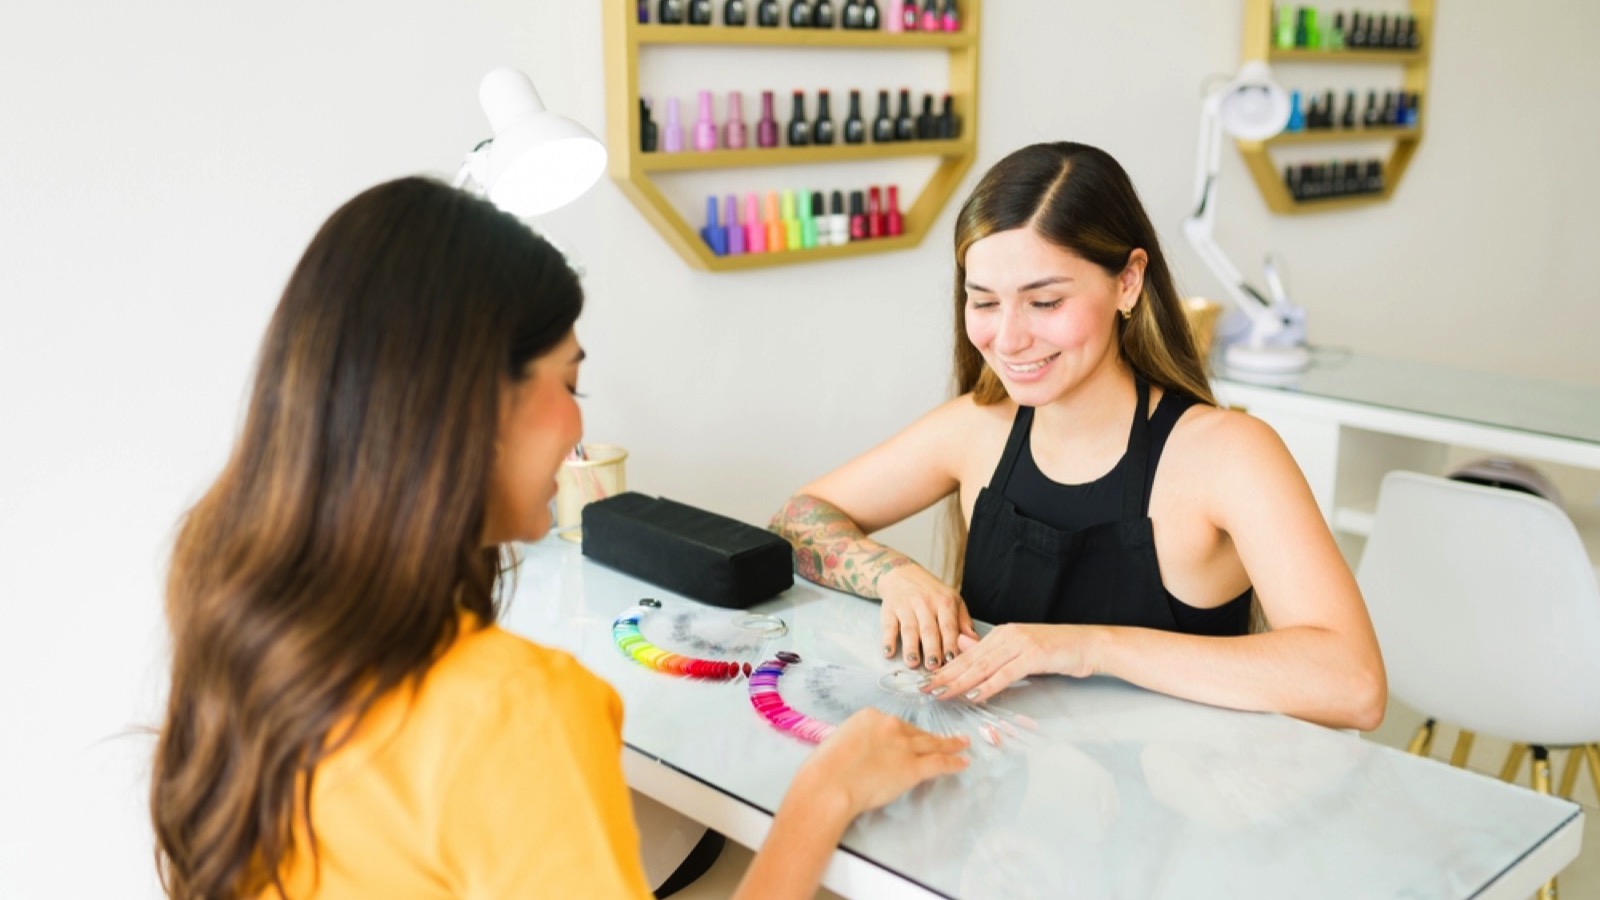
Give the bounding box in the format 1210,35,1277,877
476,67,607,217
1217,61,1290,141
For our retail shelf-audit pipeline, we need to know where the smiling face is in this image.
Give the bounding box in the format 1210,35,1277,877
962,227,1146,407
482,329,585,546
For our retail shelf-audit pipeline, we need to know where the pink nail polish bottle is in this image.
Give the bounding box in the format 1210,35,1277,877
900,0,918,30
694,90,718,151
941,0,958,32
756,91,779,148
885,185,904,236
744,192,767,253
662,97,684,152
884,0,903,32
919,0,937,32
724,91,748,149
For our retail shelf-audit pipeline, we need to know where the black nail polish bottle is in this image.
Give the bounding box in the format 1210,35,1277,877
1406,15,1421,49
1348,12,1366,48
756,0,781,26
894,89,915,140
1341,90,1356,129
788,0,811,28
872,89,895,142
1382,90,1398,126
812,0,834,27
861,0,880,29
842,0,862,28
723,0,748,24
640,98,659,152
812,90,835,144
1364,160,1384,194
658,0,685,24
1320,90,1335,129
688,0,713,24
843,89,865,143
916,93,936,139
787,91,810,146
937,93,958,139
1362,90,1379,128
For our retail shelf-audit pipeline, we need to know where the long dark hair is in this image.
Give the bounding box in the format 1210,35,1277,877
941,143,1214,584
151,177,583,898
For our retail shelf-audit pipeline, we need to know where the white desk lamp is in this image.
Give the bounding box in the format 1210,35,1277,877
1182,61,1310,375
452,67,607,217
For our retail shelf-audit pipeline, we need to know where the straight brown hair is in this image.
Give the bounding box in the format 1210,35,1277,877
940,142,1216,585
151,177,583,898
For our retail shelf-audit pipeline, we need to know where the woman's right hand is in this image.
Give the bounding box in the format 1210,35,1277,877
877,564,978,671
797,709,970,818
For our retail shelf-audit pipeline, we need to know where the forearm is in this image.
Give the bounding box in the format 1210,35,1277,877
768,494,912,598
1085,625,1386,731
731,780,852,900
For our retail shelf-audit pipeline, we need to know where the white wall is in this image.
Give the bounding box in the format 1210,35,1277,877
2,1,1595,895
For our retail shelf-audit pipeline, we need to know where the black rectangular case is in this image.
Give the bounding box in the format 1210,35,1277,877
580,492,795,609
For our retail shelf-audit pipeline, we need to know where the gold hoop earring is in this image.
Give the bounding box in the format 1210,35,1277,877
1120,307,1133,321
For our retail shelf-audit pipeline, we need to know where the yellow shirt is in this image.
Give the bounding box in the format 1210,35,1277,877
274,619,652,899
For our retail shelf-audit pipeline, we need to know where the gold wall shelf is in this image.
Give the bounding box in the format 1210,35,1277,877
1240,0,1433,214
601,1,981,271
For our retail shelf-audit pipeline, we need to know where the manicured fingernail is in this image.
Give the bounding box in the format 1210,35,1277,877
964,689,981,700
905,654,919,666
945,652,956,663
930,686,948,697
883,645,894,657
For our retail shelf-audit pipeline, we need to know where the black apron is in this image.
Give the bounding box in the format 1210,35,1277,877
960,378,1246,634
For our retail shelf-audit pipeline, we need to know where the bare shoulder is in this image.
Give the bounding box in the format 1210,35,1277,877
1163,404,1297,483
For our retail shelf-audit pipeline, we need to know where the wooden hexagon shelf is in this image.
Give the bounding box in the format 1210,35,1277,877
1238,0,1433,214
601,2,981,271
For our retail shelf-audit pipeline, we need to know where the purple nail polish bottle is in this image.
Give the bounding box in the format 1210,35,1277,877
756,90,779,148
694,90,718,151
662,97,684,152
724,91,748,149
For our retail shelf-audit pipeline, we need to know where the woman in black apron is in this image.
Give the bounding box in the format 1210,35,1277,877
771,143,1385,730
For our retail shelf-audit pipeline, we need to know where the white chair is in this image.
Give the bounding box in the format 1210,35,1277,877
1359,471,1600,899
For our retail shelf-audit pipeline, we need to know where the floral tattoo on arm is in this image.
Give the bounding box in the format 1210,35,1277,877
768,495,913,598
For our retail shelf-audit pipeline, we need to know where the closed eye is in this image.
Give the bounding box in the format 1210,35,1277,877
1030,299,1064,310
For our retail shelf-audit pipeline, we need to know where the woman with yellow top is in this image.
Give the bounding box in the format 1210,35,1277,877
150,177,968,899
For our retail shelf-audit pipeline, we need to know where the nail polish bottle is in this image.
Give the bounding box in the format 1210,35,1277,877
842,0,863,28
1376,14,1393,48
920,0,938,32
787,91,810,146
812,90,835,145
1328,11,1344,50
1293,6,1309,47
862,0,880,29
724,0,748,25
916,93,935,139
1362,90,1379,128
1320,90,1335,129
1285,90,1304,133
639,0,651,23
781,189,801,249
757,90,779,147
701,197,728,255
885,0,903,32
812,0,834,27
689,0,713,25
1406,15,1420,49
1284,165,1300,201
843,89,865,143
662,97,684,151
764,191,785,251
1381,90,1397,127
694,90,718,150
1340,90,1355,130
639,97,659,152
829,190,849,245
867,186,884,237
744,193,767,253
894,89,915,140
726,195,746,255
1348,12,1366,48
900,0,919,30
936,93,958,139
885,185,903,236
941,0,958,32
788,0,811,28
848,190,867,240
808,192,827,246
1404,92,1421,127
797,190,817,248
1364,160,1383,194
872,90,894,142
725,91,748,148
756,0,781,26
1330,159,1347,195
659,0,685,25
1393,93,1409,128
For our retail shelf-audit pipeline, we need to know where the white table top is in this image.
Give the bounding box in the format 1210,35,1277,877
500,537,1583,899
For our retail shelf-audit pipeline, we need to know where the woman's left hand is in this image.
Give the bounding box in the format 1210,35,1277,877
924,623,1097,703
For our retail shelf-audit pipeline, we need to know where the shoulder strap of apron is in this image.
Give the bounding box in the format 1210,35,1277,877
1123,376,1152,518
989,404,1035,493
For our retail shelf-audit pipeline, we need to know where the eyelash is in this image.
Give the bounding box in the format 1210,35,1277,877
968,299,1063,310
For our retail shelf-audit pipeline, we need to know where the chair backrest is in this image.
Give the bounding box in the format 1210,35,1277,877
1358,470,1600,746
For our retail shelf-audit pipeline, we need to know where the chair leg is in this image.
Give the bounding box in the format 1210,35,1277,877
1501,743,1529,782
1586,744,1600,802
1407,718,1437,757
1558,747,1583,799
1448,730,1475,768
1531,747,1558,900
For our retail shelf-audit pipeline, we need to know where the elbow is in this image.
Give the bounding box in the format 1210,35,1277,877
1343,659,1388,733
